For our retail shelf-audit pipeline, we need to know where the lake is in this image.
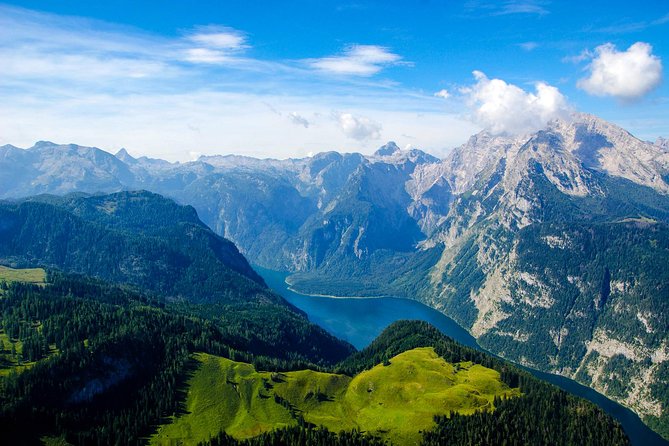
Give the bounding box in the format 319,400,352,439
257,266,669,446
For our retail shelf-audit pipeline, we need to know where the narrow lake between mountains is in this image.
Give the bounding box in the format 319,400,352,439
256,266,669,446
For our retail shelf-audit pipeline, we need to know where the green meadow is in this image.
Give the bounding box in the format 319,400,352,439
151,347,520,445
0,265,46,286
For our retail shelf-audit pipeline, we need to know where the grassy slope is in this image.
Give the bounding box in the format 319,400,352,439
151,347,520,445
0,266,46,286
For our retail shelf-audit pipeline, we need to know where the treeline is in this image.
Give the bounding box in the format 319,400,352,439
199,426,386,446
335,320,515,379
424,396,630,446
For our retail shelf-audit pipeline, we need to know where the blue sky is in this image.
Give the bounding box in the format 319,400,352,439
1,1,667,160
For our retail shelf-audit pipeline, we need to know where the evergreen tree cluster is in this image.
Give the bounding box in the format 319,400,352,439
200,426,385,446
0,274,350,445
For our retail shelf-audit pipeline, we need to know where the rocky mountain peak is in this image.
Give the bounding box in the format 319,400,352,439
441,114,669,198
374,141,401,157
31,140,58,150
371,142,440,167
115,148,136,164
550,114,669,193
0,144,22,155
0,144,27,163
656,137,669,152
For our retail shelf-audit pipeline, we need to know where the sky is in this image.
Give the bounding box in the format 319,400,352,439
0,0,667,161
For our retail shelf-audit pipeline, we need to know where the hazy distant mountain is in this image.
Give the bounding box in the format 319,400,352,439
2,114,669,438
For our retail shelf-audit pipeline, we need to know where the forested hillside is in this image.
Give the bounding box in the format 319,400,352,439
0,272,352,445
0,191,355,370
0,191,267,304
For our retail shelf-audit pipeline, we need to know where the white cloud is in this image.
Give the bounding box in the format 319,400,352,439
465,1,549,16
434,89,450,99
309,45,403,76
188,29,247,50
577,42,663,101
0,4,480,161
463,71,570,135
498,1,549,15
336,112,382,140
183,27,248,65
2,48,170,81
184,48,234,64
288,112,310,128
562,49,592,64
519,41,539,51
0,91,476,161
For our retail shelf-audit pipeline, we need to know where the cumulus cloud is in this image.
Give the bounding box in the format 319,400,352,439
335,112,382,140
463,71,570,135
309,45,403,76
288,112,310,128
577,42,663,100
434,89,450,99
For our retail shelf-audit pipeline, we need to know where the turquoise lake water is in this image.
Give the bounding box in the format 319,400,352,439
257,266,668,446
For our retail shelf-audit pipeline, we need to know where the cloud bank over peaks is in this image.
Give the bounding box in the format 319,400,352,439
335,112,382,140
577,42,663,101
462,71,570,135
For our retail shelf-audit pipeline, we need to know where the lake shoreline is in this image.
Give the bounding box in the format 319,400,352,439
285,276,389,300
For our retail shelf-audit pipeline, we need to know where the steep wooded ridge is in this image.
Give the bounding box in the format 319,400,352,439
0,190,265,301
0,192,355,363
2,113,669,437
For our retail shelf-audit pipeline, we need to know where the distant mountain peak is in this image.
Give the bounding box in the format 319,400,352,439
0,144,21,153
31,140,58,149
371,141,440,166
656,137,669,152
374,141,401,157
115,148,136,164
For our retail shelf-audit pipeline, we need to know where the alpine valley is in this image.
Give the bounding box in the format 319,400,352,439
1,113,668,444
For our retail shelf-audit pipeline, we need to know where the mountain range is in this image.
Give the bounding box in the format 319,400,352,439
0,191,629,445
2,113,668,438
